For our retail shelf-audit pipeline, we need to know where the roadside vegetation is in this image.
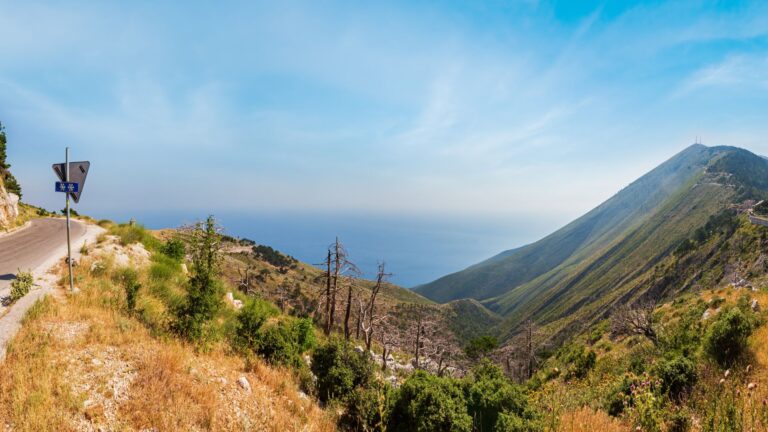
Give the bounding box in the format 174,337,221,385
6,211,768,431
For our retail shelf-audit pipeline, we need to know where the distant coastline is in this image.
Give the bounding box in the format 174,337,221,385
92,210,556,287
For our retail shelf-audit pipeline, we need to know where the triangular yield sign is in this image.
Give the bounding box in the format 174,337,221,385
52,161,90,203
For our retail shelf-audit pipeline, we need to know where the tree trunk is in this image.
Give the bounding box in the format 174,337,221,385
324,249,332,335
329,239,341,334
343,281,353,340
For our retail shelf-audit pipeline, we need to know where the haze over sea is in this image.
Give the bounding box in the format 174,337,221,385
95,211,558,288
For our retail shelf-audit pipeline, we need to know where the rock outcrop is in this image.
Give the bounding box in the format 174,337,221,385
0,179,20,229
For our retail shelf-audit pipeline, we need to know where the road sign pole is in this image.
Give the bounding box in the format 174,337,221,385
65,147,74,292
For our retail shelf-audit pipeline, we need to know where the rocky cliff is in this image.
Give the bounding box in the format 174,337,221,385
0,178,20,229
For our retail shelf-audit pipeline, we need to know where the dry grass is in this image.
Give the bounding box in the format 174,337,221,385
556,407,629,432
0,246,336,431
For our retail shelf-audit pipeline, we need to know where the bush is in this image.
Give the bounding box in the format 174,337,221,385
604,376,635,417
10,270,33,302
653,355,697,400
341,381,395,431
311,339,373,403
703,307,753,367
255,325,296,365
114,268,141,312
466,361,540,431
465,335,499,359
292,317,316,352
235,299,277,352
161,238,186,260
388,371,472,432
559,344,596,379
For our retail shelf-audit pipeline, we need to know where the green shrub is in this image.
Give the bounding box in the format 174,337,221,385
341,380,395,431
311,339,373,403
173,216,223,341
703,307,753,367
292,317,316,352
114,268,141,312
161,238,186,260
654,355,697,400
559,344,596,379
464,335,499,360
667,409,691,432
466,361,540,431
604,376,635,417
388,371,472,432
235,299,277,351
10,270,33,302
255,324,300,366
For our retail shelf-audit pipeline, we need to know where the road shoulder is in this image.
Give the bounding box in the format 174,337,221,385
0,222,105,360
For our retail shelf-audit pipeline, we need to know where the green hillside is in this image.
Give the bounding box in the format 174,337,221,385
416,145,768,342
416,144,730,303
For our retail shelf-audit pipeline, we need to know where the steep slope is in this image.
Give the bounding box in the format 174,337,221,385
418,145,768,341
416,144,729,303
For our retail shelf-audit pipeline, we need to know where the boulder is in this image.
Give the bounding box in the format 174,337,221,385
237,376,251,392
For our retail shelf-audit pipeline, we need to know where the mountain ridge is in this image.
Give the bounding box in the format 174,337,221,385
416,144,768,340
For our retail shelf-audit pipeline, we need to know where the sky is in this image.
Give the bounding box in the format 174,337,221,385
2,0,768,223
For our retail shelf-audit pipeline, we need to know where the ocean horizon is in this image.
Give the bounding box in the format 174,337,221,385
92,210,557,288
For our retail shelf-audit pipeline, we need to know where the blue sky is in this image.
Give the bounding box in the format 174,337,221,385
2,0,768,223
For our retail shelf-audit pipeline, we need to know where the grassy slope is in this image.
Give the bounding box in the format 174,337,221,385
415,144,727,303
220,244,502,346
491,177,735,340
0,236,335,432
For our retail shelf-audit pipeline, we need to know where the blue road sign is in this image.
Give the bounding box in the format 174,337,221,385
55,182,79,193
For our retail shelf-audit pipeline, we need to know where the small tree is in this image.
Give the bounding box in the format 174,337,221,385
173,216,223,340
161,238,186,260
311,338,373,403
611,301,659,345
703,307,753,367
0,121,21,198
465,335,498,360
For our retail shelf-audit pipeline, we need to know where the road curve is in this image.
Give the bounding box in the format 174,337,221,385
0,218,86,292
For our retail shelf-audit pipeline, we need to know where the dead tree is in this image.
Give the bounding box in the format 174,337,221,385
408,305,438,370
359,262,390,350
319,238,359,337
611,301,659,345
522,319,538,380
323,249,333,334
237,266,256,295
276,280,291,312
379,317,401,371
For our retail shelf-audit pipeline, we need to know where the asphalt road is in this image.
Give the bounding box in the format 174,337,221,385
0,218,85,294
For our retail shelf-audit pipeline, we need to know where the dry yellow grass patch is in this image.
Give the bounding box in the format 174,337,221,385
0,255,336,432
556,407,629,432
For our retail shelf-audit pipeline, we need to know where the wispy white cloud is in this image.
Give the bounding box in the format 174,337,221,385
1,0,768,220
682,54,768,92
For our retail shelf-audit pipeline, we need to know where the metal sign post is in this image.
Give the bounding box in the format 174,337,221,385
53,150,90,293
65,147,74,292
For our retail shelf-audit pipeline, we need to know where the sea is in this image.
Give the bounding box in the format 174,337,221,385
94,210,558,288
